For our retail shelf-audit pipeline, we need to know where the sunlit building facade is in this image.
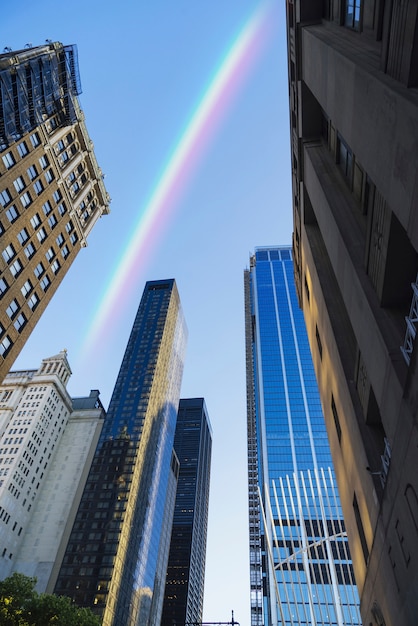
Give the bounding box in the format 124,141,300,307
0,42,110,380
161,397,212,626
54,279,187,626
244,247,361,626
0,351,104,590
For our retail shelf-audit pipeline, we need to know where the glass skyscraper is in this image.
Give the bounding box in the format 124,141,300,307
55,279,187,626
161,397,212,626
244,247,361,626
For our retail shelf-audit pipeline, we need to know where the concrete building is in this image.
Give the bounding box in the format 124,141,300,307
0,42,110,380
161,398,212,626
0,351,104,590
55,279,187,626
286,2,418,625
245,247,361,626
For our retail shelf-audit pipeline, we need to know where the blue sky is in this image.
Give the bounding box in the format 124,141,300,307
3,2,292,623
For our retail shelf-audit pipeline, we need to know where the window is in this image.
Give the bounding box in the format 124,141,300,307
27,293,39,311
344,0,361,30
70,233,78,245
33,180,44,195
20,192,32,208
6,300,19,319
30,133,40,148
0,336,12,357
68,171,76,183
27,165,38,180
34,263,45,278
56,140,65,152
17,228,29,244
0,278,8,298
0,189,12,207
337,134,353,184
45,247,55,262
65,220,74,233
37,228,47,243
9,259,23,277
39,155,49,170
53,189,62,203
61,151,69,164
30,214,41,230
316,324,323,360
17,142,28,158
40,275,51,292
61,245,69,259
51,260,60,274
14,314,27,333
21,280,33,297
14,177,25,192
2,152,15,169
72,182,80,194
2,245,16,263
57,202,66,216
48,214,57,229
5,205,19,223
24,243,35,259
44,169,54,183
56,233,65,247
331,395,342,442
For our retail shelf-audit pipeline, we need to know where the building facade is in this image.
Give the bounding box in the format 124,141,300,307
286,3,418,624
54,279,187,626
0,42,110,380
161,397,212,626
245,247,361,626
0,351,104,589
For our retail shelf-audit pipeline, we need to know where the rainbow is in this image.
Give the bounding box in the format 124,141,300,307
81,3,274,359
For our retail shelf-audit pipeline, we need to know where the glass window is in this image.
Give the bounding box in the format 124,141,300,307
6,300,19,319
14,313,26,333
57,202,66,216
21,280,33,297
9,259,22,277
30,214,41,230
14,177,25,192
20,192,32,208
0,336,12,357
42,201,52,216
2,245,15,263
37,228,47,243
61,245,69,259
39,155,49,170
40,275,51,292
30,133,40,148
27,165,38,180
5,205,19,223
51,260,60,274
27,293,39,310
0,189,12,207
48,214,57,229
0,278,8,298
44,169,54,183
34,263,45,278
24,243,36,259
2,152,15,169
53,189,62,203
33,180,44,195
56,233,65,248
17,228,29,244
45,247,55,261
17,142,28,158
344,0,361,29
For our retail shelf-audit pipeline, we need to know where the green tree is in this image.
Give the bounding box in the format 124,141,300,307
0,573,100,626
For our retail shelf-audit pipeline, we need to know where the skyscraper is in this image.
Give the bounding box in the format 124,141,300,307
0,351,104,589
161,397,212,626
0,42,110,380
55,279,187,626
286,3,418,624
244,247,361,626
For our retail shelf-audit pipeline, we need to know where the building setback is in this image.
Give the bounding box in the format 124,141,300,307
286,2,418,624
245,247,361,626
0,42,110,380
161,398,212,626
0,351,104,589
55,279,187,626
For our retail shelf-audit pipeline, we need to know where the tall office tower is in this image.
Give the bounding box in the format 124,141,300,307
286,3,418,625
0,351,104,589
0,42,110,380
244,247,361,626
55,279,187,626
161,397,212,626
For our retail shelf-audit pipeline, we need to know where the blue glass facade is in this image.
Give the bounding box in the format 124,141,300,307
55,279,187,626
245,248,361,626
